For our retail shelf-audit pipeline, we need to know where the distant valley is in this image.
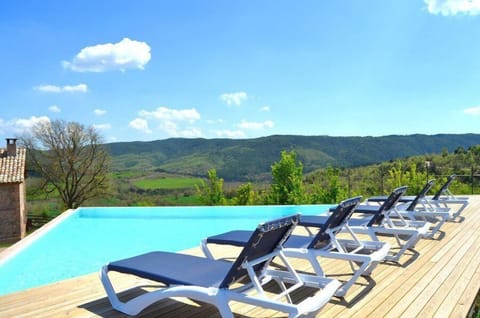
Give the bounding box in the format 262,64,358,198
105,134,480,181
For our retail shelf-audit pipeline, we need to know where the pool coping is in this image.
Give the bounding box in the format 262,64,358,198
0,209,76,266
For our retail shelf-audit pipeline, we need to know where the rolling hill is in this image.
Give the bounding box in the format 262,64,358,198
105,134,480,181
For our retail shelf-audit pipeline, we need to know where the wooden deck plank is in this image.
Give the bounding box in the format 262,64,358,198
337,237,442,317
386,229,478,316
432,241,480,318
450,257,480,318
327,212,466,317
417,223,480,317
399,233,478,317
0,196,479,318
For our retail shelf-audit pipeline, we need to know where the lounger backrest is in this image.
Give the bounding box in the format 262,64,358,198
406,179,435,211
432,174,456,200
219,214,298,289
368,186,408,226
308,196,362,249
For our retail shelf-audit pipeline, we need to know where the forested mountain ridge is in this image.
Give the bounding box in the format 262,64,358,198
105,134,480,181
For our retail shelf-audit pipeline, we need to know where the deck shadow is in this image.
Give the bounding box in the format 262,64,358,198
269,261,377,308
382,248,420,268
79,282,334,318
79,284,249,318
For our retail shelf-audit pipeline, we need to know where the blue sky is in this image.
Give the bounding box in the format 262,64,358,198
1,0,480,143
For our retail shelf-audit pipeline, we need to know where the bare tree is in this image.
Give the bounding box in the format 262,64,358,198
22,120,111,209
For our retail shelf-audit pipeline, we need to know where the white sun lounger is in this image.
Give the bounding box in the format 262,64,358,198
100,215,341,318
203,196,390,297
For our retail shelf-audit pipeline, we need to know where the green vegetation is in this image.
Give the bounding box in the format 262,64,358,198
162,194,202,205
308,167,348,204
195,169,226,205
111,170,141,179
331,145,479,198
270,150,305,204
0,242,12,249
472,289,480,318
134,177,203,190
234,183,256,205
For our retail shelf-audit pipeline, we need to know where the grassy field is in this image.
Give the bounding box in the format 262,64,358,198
134,177,203,190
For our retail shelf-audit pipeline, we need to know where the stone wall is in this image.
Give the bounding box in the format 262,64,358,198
0,183,26,243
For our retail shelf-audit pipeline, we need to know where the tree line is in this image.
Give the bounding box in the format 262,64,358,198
197,147,480,205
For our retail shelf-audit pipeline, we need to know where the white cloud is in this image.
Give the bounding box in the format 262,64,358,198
425,0,480,15
464,105,480,115
159,120,178,136
129,118,152,134
93,123,112,130
34,83,88,93
156,120,203,138
220,92,248,106
139,107,200,123
177,128,203,138
237,120,274,130
94,109,107,116
62,38,151,72
48,105,61,113
206,118,225,124
214,130,246,138
0,116,51,136
259,106,270,112
34,85,61,93
15,116,51,131
135,106,202,137
63,84,88,93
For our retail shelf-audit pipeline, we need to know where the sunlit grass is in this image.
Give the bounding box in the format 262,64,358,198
162,194,202,205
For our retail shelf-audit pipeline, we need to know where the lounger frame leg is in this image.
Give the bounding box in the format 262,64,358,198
451,202,467,219
201,238,215,259
100,266,235,317
387,233,419,262
361,227,421,263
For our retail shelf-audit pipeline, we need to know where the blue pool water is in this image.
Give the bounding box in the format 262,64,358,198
0,205,331,296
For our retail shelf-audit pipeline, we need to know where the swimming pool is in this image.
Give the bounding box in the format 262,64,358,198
0,205,332,296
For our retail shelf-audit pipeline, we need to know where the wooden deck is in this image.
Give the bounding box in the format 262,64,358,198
1,197,479,318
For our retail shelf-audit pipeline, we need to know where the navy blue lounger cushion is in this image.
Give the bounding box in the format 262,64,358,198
107,251,231,288
206,230,251,246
